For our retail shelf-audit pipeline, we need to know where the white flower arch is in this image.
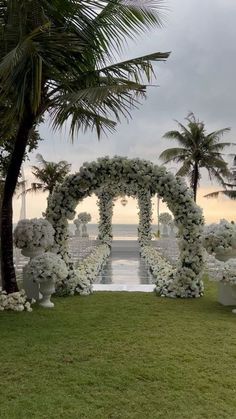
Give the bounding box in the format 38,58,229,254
46,156,204,298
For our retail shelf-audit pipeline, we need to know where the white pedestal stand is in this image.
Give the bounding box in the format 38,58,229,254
214,250,236,313
22,247,44,300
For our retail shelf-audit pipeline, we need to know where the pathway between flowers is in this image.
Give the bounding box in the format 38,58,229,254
94,241,155,292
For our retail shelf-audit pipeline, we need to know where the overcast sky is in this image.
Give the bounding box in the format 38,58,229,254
14,0,236,224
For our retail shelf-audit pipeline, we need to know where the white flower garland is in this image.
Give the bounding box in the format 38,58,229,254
141,245,174,291
55,244,110,296
141,245,204,298
46,156,204,298
97,192,114,245
14,218,55,250
0,288,32,312
137,190,153,245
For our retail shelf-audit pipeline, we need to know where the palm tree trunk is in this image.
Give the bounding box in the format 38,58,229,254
1,111,35,293
192,162,199,202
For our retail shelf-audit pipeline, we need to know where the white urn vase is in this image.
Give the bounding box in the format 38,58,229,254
75,227,81,237
231,285,236,314
217,282,236,307
82,223,89,238
161,224,169,238
169,226,175,238
214,248,236,262
22,247,45,259
39,280,55,308
22,247,45,300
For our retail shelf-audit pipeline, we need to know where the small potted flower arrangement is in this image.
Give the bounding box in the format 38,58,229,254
77,212,92,238
204,220,236,309
14,218,56,300
14,218,55,258
24,252,68,308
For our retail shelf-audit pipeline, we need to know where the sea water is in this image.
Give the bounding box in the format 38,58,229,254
68,223,159,240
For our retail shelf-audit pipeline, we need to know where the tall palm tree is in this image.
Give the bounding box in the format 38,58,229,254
0,1,170,293
23,154,71,197
159,113,233,202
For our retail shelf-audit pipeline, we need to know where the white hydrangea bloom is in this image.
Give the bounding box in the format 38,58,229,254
202,219,236,254
0,288,32,312
14,218,55,250
24,252,68,284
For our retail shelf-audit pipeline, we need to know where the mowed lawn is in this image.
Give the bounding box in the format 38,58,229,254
0,280,236,419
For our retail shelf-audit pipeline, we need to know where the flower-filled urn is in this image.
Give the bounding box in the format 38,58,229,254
14,218,55,258
24,253,68,308
203,219,236,262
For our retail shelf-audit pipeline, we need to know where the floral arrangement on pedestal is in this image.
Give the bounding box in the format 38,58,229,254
55,244,110,296
14,218,55,256
0,288,32,312
73,218,82,236
203,220,236,312
168,220,176,237
24,252,68,307
159,212,172,237
74,212,92,237
206,255,236,313
159,212,172,225
202,219,236,256
77,212,91,224
208,258,236,286
46,156,204,298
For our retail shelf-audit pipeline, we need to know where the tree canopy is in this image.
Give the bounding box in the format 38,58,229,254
0,0,170,293
159,113,233,201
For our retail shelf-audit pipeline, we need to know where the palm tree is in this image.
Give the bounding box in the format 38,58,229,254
0,1,170,293
159,113,233,202
23,154,71,197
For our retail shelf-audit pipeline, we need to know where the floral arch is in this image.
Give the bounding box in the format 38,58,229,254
46,156,205,298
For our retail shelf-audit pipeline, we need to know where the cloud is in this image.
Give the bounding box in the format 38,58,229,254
16,0,236,224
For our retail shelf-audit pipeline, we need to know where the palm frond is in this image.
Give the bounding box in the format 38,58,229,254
81,0,166,57
176,160,192,177
162,130,193,147
19,182,43,196
98,51,170,83
159,147,190,163
204,190,236,200
0,0,170,133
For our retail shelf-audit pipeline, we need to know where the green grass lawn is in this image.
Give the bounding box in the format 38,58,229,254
0,280,236,419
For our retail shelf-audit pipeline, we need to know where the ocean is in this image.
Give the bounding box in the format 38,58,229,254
69,223,159,240
13,223,159,239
